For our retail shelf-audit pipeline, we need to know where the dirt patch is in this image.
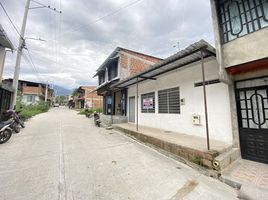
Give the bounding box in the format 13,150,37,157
170,179,198,200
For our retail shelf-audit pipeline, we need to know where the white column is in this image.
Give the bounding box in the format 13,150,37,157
0,47,6,81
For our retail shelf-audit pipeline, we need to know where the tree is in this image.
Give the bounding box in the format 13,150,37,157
55,95,67,104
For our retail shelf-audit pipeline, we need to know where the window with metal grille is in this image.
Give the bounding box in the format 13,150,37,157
98,72,105,85
108,64,118,81
218,0,268,43
141,92,155,113
158,87,180,114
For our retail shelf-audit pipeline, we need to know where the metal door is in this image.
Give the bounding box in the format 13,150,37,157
236,78,268,164
129,97,135,123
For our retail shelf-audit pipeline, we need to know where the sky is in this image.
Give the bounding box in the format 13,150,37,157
1,0,215,89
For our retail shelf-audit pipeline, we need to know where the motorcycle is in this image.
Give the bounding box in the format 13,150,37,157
93,112,101,127
2,110,25,133
0,119,13,144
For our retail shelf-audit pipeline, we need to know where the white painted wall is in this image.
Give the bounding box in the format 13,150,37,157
127,58,233,144
22,94,40,105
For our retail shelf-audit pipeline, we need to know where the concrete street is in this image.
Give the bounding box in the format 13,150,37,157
0,107,238,200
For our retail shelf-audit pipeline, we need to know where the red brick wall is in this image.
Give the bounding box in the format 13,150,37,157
22,86,42,95
121,49,162,64
82,86,103,109
119,49,162,76
129,58,152,75
120,53,128,69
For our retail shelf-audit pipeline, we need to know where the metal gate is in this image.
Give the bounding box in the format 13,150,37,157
236,77,268,164
0,87,12,118
129,97,135,123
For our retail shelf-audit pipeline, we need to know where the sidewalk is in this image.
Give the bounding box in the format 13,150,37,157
222,159,268,189
221,159,268,200
113,123,231,170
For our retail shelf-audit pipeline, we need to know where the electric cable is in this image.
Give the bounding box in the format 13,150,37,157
0,2,22,39
60,0,143,37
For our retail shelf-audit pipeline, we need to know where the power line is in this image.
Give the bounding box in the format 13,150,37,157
0,2,22,38
22,49,44,83
60,0,143,37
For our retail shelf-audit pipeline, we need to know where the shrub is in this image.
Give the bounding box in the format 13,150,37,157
16,101,50,120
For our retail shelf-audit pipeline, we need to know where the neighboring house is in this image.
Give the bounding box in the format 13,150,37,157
112,40,233,146
73,86,102,109
3,79,53,105
93,47,162,123
210,0,268,164
0,24,14,115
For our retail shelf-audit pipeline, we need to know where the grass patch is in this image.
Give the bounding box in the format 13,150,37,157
192,156,202,165
16,101,50,120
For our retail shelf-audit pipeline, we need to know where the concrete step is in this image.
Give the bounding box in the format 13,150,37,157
213,148,240,172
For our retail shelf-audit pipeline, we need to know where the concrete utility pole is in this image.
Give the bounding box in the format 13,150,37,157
45,81,48,102
11,0,30,108
11,0,61,108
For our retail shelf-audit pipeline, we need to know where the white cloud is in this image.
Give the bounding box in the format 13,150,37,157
1,0,214,89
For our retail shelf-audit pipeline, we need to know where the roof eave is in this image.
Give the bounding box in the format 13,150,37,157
111,40,216,89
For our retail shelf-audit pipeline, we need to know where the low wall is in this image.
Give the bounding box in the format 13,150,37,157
114,125,219,169
100,114,128,126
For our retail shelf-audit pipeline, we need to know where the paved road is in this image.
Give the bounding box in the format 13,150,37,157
0,107,238,200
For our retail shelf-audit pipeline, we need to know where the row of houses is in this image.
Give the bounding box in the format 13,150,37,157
0,24,54,113
2,78,54,105
93,0,268,165
71,86,102,109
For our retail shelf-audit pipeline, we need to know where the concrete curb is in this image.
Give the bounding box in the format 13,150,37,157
238,183,268,200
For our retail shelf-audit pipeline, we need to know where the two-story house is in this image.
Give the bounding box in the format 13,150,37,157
93,47,162,124
210,0,268,164
3,79,53,105
73,86,102,109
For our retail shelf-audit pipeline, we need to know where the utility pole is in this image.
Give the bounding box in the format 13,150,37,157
11,0,61,108
11,0,30,108
45,81,48,102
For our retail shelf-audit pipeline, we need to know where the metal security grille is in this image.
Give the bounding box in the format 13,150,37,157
236,77,268,164
0,87,12,116
218,0,268,43
238,88,268,129
141,92,155,113
158,87,180,114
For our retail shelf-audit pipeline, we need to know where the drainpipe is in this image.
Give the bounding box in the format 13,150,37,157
136,77,139,132
201,50,210,151
111,92,113,125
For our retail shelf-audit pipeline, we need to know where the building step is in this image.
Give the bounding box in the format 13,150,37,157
213,148,240,172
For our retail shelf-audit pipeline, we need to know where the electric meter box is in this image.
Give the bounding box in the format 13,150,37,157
192,114,201,125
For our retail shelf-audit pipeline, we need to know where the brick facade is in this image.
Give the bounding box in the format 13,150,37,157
80,86,103,109
22,84,43,95
119,48,162,78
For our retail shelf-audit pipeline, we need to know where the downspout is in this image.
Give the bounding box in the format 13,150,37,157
201,50,210,151
136,77,139,131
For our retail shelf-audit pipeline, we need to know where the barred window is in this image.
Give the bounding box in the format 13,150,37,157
141,92,155,113
218,0,268,43
158,87,180,114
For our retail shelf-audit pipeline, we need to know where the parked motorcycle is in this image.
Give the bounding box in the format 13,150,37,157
0,120,13,144
93,112,101,127
2,110,25,133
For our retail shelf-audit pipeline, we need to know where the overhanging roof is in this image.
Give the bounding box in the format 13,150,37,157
93,47,162,78
112,40,216,88
0,24,14,50
93,47,121,78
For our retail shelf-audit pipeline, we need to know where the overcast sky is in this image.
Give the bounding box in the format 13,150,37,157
1,0,214,89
